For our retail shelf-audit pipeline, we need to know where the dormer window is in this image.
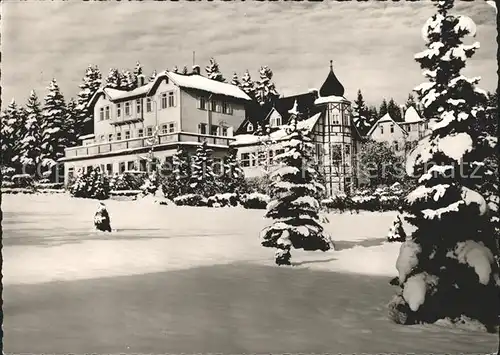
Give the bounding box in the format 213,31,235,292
247,122,254,132
270,116,282,128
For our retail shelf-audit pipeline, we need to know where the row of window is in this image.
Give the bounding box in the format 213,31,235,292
99,91,177,121
198,123,229,137
380,122,429,135
96,122,177,142
239,149,286,167
198,97,233,115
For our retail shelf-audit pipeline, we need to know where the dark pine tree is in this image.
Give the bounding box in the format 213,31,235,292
240,70,256,99
379,98,389,117
255,66,280,108
230,72,241,87
352,89,371,135
220,146,246,194
189,141,218,197
388,98,403,122
19,91,43,175
388,0,500,332
161,147,192,199
205,57,226,82
75,64,102,137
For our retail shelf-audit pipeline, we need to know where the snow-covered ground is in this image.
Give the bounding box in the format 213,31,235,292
3,193,400,285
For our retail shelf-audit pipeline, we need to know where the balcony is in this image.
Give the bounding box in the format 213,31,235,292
63,132,235,160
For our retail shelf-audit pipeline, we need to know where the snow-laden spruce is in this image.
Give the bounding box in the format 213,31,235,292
387,215,407,243
189,141,218,197
389,0,500,332
261,102,334,265
205,58,226,82
1,99,27,172
19,91,43,175
75,65,102,138
239,70,255,98
255,66,279,107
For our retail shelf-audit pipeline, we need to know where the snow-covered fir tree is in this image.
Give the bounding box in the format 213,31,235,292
2,100,27,172
65,98,78,147
41,79,68,173
255,66,279,107
220,146,245,194
189,141,218,196
19,91,43,175
205,57,226,82
230,72,241,86
149,69,158,82
352,89,371,136
162,147,192,199
182,66,188,75
105,68,124,89
75,64,102,138
387,98,403,122
405,93,419,113
122,69,136,90
134,61,143,79
379,98,389,117
261,102,334,265
388,0,500,331
0,107,15,168
172,65,179,73
240,70,256,98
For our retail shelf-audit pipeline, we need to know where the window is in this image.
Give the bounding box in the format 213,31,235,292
146,98,152,112
394,141,399,151
345,145,351,156
139,160,147,172
100,135,105,142
99,107,104,121
268,150,274,164
116,132,122,140
161,93,168,109
161,124,169,134
222,102,229,114
136,99,142,114
119,162,126,173
247,122,254,132
270,116,282,128
168,122,175,133
68,167,74,181
215,101,222,113
168,92,175,107
106,164,113,175
127,161,135,171
125,102,131,116
380,125,384,134
125,130,131,140
222,127,228,136
211,100,217,112
198,123,207,135
211,125,219,136
108,134,113,142
198,97,207,110
105,106,110,120
147,126,153,136
117,103,121,118
241,153,250,167
138,128,144,137
390,124,395,133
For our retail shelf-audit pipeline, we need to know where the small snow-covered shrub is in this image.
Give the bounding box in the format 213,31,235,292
241,192,270,209
1,166,16,181
70,168,110,200
11,174,34,189
244,176,274,197
110,171,147,191
173,194,208,207
140,171,160,195
207,193,239,207
2,180,15,188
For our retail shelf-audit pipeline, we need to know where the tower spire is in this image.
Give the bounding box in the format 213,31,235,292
330,60,333,71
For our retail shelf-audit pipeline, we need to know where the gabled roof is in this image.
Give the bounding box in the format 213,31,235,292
87,70,251,109
232,112,323,146
366,113,408,137
266,107,283,124
402,106,423,123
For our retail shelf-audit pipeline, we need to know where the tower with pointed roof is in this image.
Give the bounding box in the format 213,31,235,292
311,60,357,195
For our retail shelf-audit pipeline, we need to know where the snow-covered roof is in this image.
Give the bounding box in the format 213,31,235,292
161,71,251,101
314,95,349,105
366,113,407,137
78,133,95,140
232,112,322,146
402,106,423,123
105,83,155,101
266,107,283,123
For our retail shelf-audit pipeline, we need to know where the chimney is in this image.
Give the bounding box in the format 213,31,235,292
192,65,200,75
137,74,145,87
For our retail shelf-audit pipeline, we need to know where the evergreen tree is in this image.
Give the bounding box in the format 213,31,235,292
104,68,124,89
205,57,226,82
387,215,407,242
240,70,256,98
149,69,158,82
261,103,334,265
161,147,192,199
0,106,15,168
2,100,27,172
220,146,245,194
172,65,179,73
65,98,78,147
352,89,371,135
75,64,102,138
255,66,279,107
230,72,241,87
388,0,500,331
387,98,403,122
189,141,218,196
405,93,419,113
19,91,43,175
134,61,143,79
121,69,136,90
41,79,68,172
379,99,389,117
182,66,188,75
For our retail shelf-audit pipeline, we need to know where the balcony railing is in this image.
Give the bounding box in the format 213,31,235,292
64,132,235,159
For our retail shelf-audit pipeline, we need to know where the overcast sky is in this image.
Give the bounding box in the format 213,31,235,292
2,1,497,107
